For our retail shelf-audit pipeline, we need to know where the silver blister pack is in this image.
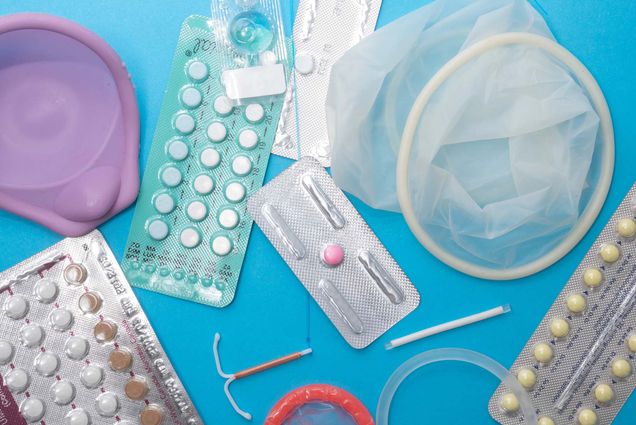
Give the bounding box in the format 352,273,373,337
247,157,420,348
0,231,202,425
272,0,382,166
489,182,636,425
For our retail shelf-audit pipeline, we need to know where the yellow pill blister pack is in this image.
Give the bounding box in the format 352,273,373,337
489,182,636,425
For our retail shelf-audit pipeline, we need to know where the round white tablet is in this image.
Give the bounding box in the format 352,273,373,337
295,51,315,75
200,148,221,168
231,155,252,176
49,308,74,331
187,60,208,81
599,243,620,263
20,324,44,348
238,129,258,150
617,218,636,238
193,175,215,195
65,336,89,360
160,166,182,187
6,368,29,393
20,397,45,422
147,219,169,241
35,352,60,376
181,86,202,108
316,139,331,157
207,122,227,142
4,295,29,319
583,268,603,288
34,279,58,304
218,209,239,230
0,340,14,364
154,193,175,214
167,140,189,161
66,409,91,425
180,228,201,249
244,103,264,124
174,113,195,135
212,236,232,256
187,201,208,221
80,364,104,389
225,182,246,203
259,50,277,65
95,392,119,417
214,96,234,116
51,380,75,405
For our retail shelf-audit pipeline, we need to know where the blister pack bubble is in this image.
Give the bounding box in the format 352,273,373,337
122,16,287,307
489,182,636,425
273,0,382,166
0,230,201,425
247,157,420,349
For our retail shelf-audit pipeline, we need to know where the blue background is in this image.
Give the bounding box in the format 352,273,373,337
1,0,635,423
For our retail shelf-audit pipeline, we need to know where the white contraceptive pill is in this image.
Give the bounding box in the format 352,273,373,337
35,352,60,376
20,397,46,422
160,166,182,187
231,155,252,176
51,380,76,405
294,51,315,75
218,209,239,230
174,113,196,135
95,392,119,417
80,364,104,389
212,235,232,256
147,219,169,241
181,86,202,108
66,409,91,425
65,336,89,360
194,174,215,195
4,295,29,319
187,60,208,81
245,103,265,124
180,227,201,248
6,368,30,393
239,129,258,150
213,95,234,116
33,279,58,304
49,308,74,331
225,182,246,203
200,147,221,168
187,201,208,222
154,193,176,214
207,121,228,142
0,340,14,364
20,324,44,348
168,140,189,161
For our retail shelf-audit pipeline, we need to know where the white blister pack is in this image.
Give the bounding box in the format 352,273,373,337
489,182,636,425
247,157,420,348
0,231,201,425
272,0,382,166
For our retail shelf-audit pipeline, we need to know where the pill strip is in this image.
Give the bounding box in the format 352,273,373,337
489,182,636,425
272,0,382,166
121,16,287,307
0,231,202,425
248,157,420,349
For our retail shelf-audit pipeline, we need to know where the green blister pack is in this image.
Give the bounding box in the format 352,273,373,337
122,15,288,307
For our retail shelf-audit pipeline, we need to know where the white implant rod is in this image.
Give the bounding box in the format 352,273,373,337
386,305,511,350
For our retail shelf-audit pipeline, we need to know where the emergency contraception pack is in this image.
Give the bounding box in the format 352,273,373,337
122,14,288,307
0,231,201,425
489,183,636,425
247,157,420,348
273,0,382,166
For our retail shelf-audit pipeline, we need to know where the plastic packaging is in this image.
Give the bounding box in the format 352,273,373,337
0,230,202,424
247,157,420,348
122,16,287,307
489,182,636,425
376,348,536,425
326,0,614,280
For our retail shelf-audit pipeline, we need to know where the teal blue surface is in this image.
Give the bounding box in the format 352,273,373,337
1,1,635,424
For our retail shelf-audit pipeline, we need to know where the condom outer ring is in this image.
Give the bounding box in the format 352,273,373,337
265,384,375,425
396,32,614,280
375,348,537,425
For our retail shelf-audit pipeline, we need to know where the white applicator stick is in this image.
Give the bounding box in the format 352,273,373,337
386,304,511,350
